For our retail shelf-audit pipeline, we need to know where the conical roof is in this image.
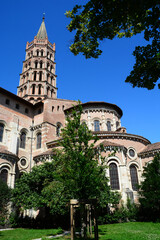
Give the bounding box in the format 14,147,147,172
37,16,48,39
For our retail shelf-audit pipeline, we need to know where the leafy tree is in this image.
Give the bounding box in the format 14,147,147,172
0,179,11,225
138,154,160,221
12,104,119,219
66,0,160,90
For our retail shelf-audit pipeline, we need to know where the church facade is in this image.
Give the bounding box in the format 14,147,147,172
0,18,159,203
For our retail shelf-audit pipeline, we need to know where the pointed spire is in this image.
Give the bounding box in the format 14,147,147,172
37,14,48,40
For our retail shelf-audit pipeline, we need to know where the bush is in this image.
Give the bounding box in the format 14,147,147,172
98,199,138,224
0,179,11,227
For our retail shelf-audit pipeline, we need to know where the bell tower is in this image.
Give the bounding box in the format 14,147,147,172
17,16,57,103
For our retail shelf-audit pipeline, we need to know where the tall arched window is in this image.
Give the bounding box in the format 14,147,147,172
107,121,111,131
130,165,139,191
40,61,43,68
20,132,26,149
41,50,43,56
109,163,120,190
56,123,61,137
32,84,36,94
94,120,100,131
38,84,42,95
35,61,38,68
0,123,4,142
39,71,42,81
0,169,8,184
37,50,39,56
36,133,41,149
33,71,37,81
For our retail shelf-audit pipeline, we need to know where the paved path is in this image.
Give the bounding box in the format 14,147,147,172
33,231,70,240
0,228,13,231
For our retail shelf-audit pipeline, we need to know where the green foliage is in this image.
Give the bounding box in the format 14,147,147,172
12,103,119,222
138,154,160,221
0,179,11,226
98,198,138,224
66,0,160,90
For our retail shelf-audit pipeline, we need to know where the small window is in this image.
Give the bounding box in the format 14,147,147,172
20,132,26,149
109,163,120,190
0,169,8,184
5,99,10,105
52,106,54,112
16,104,19,109
35,61,38,68
25,108,29,114
57,106,59,111
107,121,111,131
94,120,100,131
116,121,119,129
41,50,43,56
36,133,41,149
38,109,42,114
40,61,43,68
20,158,27,167
130,165,139,191
37,50,39,56
0,123,4,142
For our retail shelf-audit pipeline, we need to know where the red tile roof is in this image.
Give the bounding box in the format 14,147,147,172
0,145,18,157
139,142,160,154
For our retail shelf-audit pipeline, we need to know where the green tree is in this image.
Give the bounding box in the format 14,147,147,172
66,0,160,90
12,104,119,218
0,179,11,225
138,154,160,221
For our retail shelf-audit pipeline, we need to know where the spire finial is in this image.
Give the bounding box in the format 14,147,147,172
43,13,45,21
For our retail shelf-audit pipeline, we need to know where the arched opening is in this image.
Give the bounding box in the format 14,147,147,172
41,50,43,56
51,89,54,98
107,121,111,131
35,61,38,68
37,50,39,56
109,163,120,190
33,71,37,81
0,123,4,142
20,132,26,149
56,123,61,137
36,133,41,149
130,165,139,191
94,120,100,131
40,61,43,68
32,84,36,94
39,71,42,81
38,84,42,95
0,169,8,184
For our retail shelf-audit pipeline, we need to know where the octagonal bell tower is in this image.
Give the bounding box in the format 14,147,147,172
17,16,57,103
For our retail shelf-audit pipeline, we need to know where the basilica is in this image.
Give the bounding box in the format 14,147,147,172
0,18,159,203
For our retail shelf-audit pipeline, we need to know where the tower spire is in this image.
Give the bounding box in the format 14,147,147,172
37,15,48,40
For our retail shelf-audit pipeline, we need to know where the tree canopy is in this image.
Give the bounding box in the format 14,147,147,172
12,104,119,217
66,0,160,90
138,154,160,221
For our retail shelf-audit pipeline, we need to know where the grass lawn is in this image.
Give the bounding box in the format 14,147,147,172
53,222,160,240
0,228,63,240
1,222,160,240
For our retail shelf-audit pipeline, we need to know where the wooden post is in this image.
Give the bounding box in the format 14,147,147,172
70,203,74,240
70,199,79,240
93,202,98,240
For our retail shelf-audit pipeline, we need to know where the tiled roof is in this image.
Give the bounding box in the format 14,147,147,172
139,142,160,154
96,140,125,148
0,146,18,157
33,149,55,158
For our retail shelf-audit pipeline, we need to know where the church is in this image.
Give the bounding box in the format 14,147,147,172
0,18,159,204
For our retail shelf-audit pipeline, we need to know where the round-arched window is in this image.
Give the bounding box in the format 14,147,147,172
130,165,139,191
109,163,120,190
0,169,8,184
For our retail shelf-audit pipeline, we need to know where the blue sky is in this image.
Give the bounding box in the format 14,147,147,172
0,0,159,143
